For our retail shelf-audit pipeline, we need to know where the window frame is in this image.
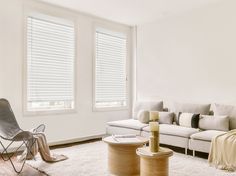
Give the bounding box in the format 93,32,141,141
92,24,130,111
23,8,77,116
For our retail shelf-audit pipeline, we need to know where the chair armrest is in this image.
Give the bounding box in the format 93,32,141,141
33,124,46,133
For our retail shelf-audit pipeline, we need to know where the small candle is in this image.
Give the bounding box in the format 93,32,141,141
149,122,159,131
149,111,159,121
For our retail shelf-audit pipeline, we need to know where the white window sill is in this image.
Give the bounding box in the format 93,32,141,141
23,109,77,117
92,106,128,112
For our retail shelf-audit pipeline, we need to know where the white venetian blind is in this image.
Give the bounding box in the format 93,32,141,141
95,28,127,108
27,15,75,111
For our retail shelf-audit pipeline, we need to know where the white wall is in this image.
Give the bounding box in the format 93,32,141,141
136,0,236,106
0,0,132,144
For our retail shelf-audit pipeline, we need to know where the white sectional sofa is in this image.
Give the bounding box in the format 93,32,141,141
106,101,235,155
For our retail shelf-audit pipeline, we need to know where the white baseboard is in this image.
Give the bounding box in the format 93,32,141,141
48,134,106,146
0,134,106,153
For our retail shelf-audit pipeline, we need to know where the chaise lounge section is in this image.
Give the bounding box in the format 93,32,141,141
189,130,226,155
189,103,236,155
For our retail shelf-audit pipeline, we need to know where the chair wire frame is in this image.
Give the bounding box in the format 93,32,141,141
0,137,36,173
0,99,45,173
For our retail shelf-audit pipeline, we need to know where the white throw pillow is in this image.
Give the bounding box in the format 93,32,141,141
137,110,174,124
199,115,229,131
158,111,174,124
137,110,150,123
178,112,200,128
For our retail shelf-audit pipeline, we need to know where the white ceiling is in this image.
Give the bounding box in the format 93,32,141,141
40,0,223,26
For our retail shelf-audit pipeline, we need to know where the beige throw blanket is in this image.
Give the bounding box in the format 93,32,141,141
19,132,68,162
208,129,236,171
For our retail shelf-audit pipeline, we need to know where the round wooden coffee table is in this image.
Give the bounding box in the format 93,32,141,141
103,136,148,176
136,147,173,176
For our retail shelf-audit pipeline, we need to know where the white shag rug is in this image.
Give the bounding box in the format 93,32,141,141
27,141,236,176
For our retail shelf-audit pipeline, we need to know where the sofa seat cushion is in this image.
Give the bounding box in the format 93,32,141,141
142,124,199,138
190,130,226,142
107,119,148,130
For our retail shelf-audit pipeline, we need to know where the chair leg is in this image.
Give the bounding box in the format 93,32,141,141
0,142,26,173
0,139,36,174
8,152,27,174
185,147,188,155
0,141,25,161
193,150,195,157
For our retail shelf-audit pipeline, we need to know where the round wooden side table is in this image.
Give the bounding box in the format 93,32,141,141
103,136,148,176
136,147,173,176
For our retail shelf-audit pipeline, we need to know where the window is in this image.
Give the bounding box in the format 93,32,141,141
26,15,75,112
94,27,127,109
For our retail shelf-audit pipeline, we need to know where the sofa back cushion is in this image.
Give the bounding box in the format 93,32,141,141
178,112,200,128
133,101,163,119
213,104,236,130
199,115,229,131
171,102,211,122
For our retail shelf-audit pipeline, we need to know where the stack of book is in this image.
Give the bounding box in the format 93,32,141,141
112,134,141,143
